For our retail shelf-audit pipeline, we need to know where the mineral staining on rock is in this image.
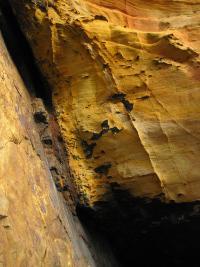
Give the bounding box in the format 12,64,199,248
10,0,200,205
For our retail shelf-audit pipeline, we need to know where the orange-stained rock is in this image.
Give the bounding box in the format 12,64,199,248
10,0,200,205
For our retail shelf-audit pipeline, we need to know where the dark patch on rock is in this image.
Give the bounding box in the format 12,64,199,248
37,0,46,11
110,127,121,134
81,140,96,158
91,121,121,141
94,15,108,21
94,163,112,175
110,92,126,101
122,99,133,112
55,183,62,192
57,135,64,143
58,185,68,192
101,120,109,130
42,138,53,146
135,55,140,61
137,95,150,100
103,63,109,68
50,167,59,175
110,92,133,112
91,132,102,141
34,111,48,124
0,215,7,220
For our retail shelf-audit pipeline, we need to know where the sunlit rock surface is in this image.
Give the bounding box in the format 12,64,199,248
0,32,99,266
10,0,200,205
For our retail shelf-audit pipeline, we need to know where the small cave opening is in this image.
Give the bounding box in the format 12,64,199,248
0,0,52,109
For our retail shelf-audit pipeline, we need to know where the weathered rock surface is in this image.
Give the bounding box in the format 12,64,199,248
0,29,101,266
0,1,200,266
10,0,200,205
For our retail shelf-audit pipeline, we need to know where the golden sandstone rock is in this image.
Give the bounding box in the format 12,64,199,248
10,0,200,206
0,29,99,266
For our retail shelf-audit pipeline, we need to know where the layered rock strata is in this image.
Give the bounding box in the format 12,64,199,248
1,0,200,266
9,0,200,206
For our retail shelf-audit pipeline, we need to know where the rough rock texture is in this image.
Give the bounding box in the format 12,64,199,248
0,29,101,266
10,0,200,206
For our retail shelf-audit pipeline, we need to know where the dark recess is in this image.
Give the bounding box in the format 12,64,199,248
77,188,200,267
0,1,52,109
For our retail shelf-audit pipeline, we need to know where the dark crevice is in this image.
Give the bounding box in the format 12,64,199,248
110,92,134,112
0,1,52,109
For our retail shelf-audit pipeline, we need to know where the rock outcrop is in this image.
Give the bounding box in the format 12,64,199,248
0,3,118,266
1,0,200,266
0,32,93,266
9,0,200,205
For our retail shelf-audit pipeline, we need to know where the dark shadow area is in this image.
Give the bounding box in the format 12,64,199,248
77,187,200,267
0,1,52,109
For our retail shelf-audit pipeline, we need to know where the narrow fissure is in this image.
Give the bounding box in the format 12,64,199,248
0,1,52,108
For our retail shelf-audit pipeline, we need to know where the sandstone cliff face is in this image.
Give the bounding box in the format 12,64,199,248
10,0,200,206
1,1,200,266
0,27,100,266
